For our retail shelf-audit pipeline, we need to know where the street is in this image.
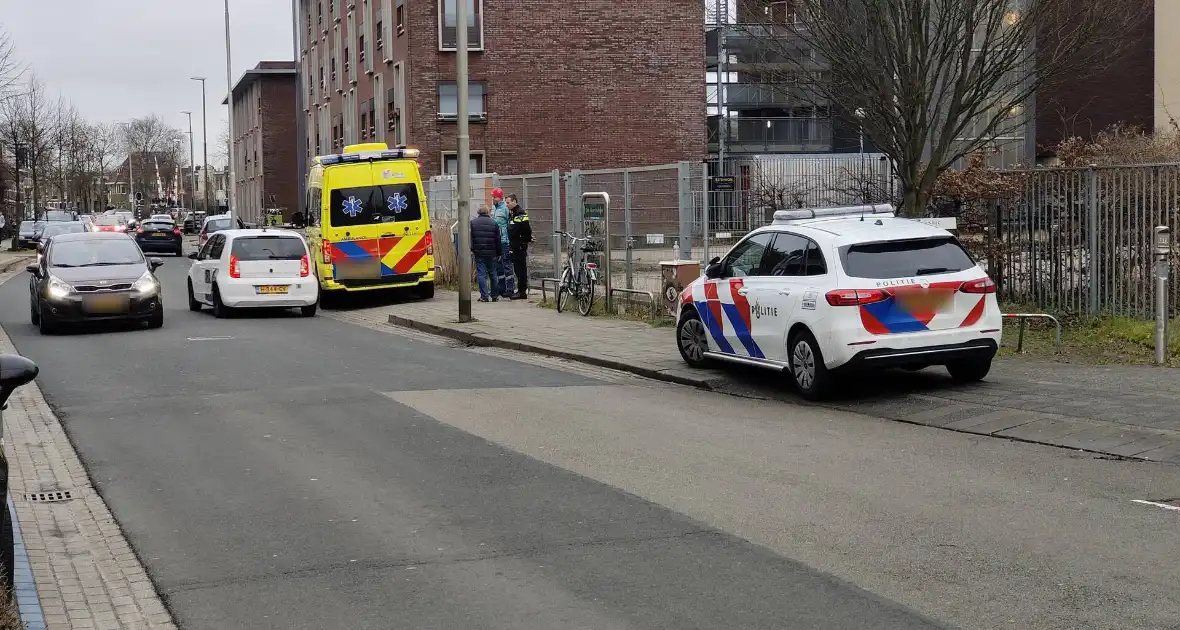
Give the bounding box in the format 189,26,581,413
1,257,1179,629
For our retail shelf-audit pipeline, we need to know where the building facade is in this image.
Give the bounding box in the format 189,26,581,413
225,62,300,223
295,0,704,179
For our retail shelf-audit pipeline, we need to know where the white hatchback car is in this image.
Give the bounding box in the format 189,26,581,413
186,229,319,318
676,205,1002,400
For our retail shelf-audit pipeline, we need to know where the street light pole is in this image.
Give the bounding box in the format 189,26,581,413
224,0,238,226
455,0,472,321
181,111,197,215
292,0,307,219
191,77,211,214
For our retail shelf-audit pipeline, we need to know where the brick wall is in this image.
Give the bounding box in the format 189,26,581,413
260,76,300,220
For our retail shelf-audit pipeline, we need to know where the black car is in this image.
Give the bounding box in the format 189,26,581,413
35,222,88,252
134,218,183,255
27,232,164,334
15,221,45,249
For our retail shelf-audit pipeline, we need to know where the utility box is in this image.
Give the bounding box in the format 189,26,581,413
660,260,700,315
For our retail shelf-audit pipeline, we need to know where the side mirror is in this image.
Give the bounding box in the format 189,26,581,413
705,257,723,279
149,257,164,271
25,264,38,276
188,252,199,260
0,354,38,411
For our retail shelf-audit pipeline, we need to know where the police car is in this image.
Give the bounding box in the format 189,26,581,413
675,204,1001,400
186,228,319,318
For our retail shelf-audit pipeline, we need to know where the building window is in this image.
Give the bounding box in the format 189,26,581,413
360,110,368,141
441,152,485,175
317,1,323,26
330,58,336,83
396,6,404,34
358,36,365,62
366,98,376,139
344,47,350,74
439,0,482,50
376,21,383,48
437,81,486,120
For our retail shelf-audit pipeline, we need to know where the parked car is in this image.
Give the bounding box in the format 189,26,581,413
27,232,164,334
16,221,45,249
35,222,88,252
134,218,184,255
187,229,318,318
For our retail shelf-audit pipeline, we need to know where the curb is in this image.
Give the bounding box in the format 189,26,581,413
0,255,33,275
387,313,724,390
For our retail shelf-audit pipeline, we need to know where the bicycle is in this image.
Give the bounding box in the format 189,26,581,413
553,230,599,316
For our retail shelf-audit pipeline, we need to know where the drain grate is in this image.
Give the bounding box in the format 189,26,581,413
24,490,73,503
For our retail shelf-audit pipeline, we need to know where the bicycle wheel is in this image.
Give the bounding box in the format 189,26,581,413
578,277,595,316
556,267,573,313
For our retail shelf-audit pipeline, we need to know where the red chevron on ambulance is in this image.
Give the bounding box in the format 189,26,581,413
675,204,1001,400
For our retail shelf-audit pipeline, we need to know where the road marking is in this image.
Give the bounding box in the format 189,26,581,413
1131,499,1180,512
186,336,235,341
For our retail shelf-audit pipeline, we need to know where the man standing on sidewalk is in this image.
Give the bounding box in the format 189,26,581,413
471,205,502,302
507,194,532,300
490,188,516,299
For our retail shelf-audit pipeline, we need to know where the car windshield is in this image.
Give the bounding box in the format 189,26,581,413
44,210,74,221
206,218,231,232
19,221,34,232
42,223,86,238
141,221,174,231
230,236,307,261
328,183,423,227
840,236,976,279
48,238,144,268
94,216,123,226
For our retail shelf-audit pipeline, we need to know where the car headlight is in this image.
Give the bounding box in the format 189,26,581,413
46,275,74,299
132,271,158,295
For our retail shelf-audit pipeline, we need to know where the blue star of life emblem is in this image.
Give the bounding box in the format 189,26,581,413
342,195,364,218
387,193,409,214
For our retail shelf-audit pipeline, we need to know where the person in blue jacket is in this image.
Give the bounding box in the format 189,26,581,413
490,188,516,298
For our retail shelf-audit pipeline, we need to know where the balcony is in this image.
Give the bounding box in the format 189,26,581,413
706,25,823,71
708,116,833,154
715,83,823,108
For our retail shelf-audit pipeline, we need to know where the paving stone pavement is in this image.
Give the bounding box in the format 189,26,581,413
366,288,1180,464
0,276,176,628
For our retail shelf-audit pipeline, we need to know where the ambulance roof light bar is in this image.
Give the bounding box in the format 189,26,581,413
772,204,895,225
317,144,420,166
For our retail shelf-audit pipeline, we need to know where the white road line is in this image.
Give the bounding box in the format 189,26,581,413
1130,499,1180,512
186,336,235,341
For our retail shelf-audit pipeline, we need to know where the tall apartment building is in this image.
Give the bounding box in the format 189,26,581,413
295,0,704,178
225,61,300,223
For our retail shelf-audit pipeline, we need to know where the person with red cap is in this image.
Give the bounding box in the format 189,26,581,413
489,188,516,298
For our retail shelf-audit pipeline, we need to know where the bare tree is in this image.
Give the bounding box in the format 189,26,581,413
121,114,184,207
0,75,62,215
0,26,25,100
733,0,1149,216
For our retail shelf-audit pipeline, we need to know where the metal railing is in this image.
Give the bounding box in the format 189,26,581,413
1003,313,1063,353
708,117,833,152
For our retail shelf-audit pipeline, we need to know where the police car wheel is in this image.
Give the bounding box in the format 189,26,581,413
946,357,992,383
789,330,831,400
676,309,710,368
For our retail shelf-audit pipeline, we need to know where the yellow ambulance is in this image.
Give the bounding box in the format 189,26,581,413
304,143,435,299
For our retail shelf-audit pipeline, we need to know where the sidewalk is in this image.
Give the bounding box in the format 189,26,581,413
0,240,35,274
374,289,1180,464
0,268,175,628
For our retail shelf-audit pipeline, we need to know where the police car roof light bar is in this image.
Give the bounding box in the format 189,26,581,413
771,204,895,225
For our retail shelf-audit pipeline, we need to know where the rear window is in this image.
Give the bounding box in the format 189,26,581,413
839,237,976,279
42,223,85,237
95,216,123,226
19,221,33,231
44,210,73,221
205,218,231,232
141,221,174,231
328,183,422,228
230,236,307,261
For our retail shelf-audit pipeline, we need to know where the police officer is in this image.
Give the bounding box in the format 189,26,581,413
506,193,532,300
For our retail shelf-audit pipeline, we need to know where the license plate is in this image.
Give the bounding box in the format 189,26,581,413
153,232,166,237
896,290,952,312
84,295,129,314
256,285,289,295
334,259,381,280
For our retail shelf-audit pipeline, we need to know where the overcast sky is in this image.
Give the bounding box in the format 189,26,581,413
3,0,297,165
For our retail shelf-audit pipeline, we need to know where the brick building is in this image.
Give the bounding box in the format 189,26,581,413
296,0,705,178
224,61,299,223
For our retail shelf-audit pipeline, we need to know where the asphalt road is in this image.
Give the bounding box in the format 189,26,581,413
0,251,1178,629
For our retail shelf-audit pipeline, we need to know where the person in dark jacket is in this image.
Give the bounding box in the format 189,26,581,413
470,205,502,302
506,194,532,299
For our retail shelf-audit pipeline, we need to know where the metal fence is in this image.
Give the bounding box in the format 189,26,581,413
986,163,1180,317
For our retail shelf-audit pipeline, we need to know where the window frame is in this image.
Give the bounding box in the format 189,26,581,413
440,151,486,175
436,80,487,121
437,0,484,51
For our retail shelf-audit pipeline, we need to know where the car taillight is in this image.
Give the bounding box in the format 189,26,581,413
826,288,888,306
585,262,598,269
300,254,310,277
322,240,332,264
136,227,144,234
173,228,182,236
424,231,433,255
228,254,240,278
960,277,997,294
